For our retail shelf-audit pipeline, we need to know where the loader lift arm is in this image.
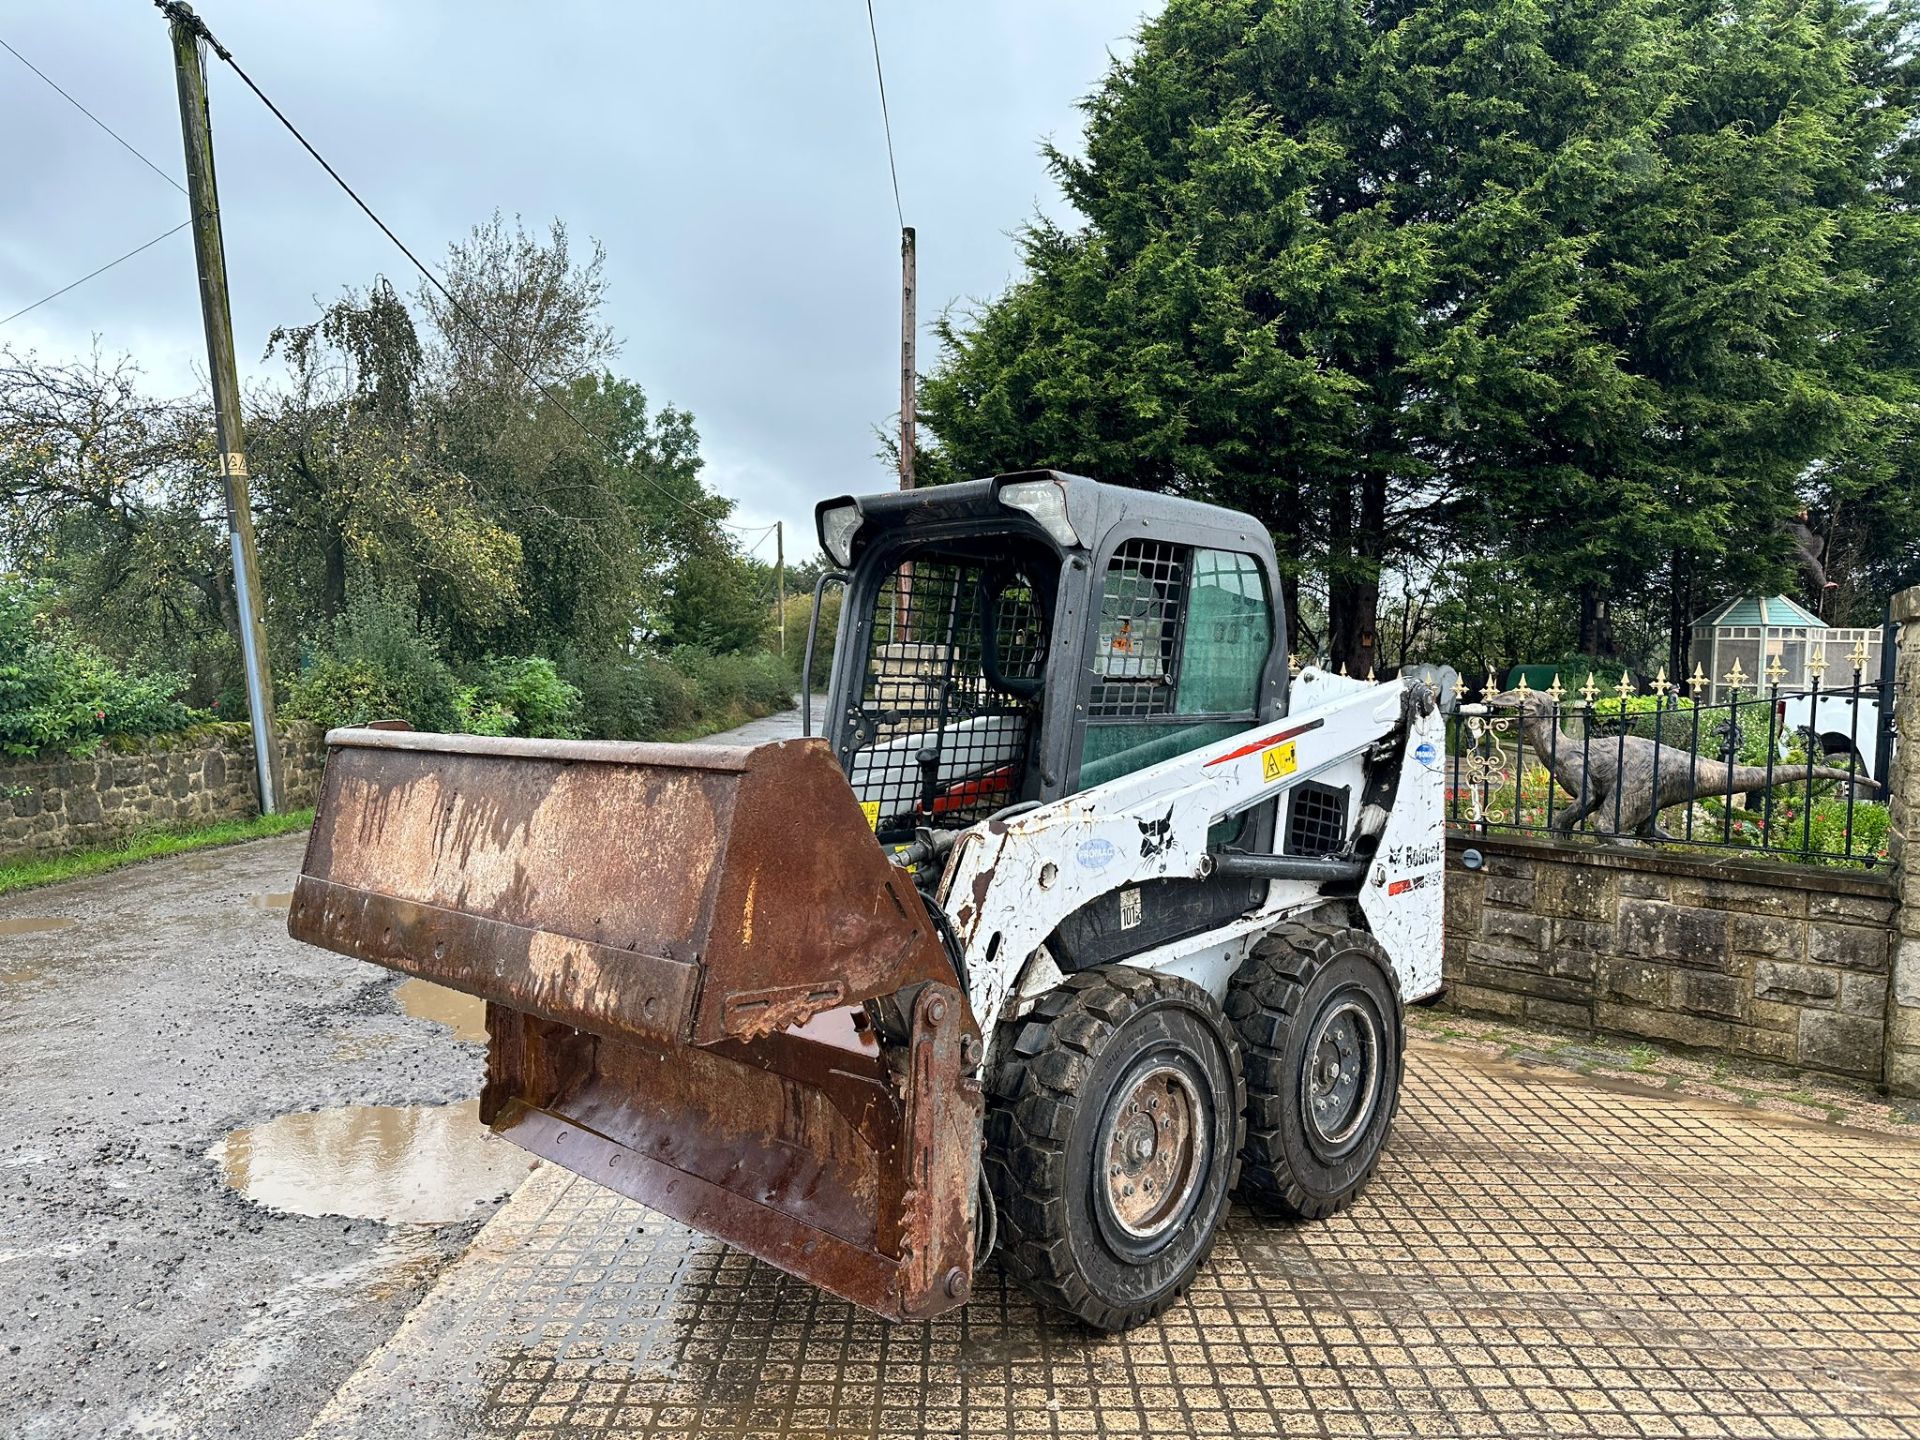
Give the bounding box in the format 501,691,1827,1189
942,670,1444,1062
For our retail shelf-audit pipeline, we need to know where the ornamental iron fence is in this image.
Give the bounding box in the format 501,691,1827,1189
1443,639,1896,869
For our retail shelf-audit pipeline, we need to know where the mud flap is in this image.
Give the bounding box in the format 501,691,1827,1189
288,729,981,1321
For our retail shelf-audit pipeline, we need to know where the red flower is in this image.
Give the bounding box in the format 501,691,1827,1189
94,709,104,721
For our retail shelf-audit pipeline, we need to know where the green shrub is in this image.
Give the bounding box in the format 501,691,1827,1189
560,651,659,741
1586,693,1699,749
283,596,460,731
0,580,202,756
682,647,793,715
461,656,581,738
451,686,516,736
780,587,840,690
635,652,703,734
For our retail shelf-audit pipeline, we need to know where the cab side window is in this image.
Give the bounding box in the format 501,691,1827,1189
1077,541,1272,789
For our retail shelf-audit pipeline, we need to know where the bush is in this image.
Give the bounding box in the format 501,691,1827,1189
461,656,581,738
0,580,202,756
560,651,659,741
681,647,793,715
633,652,702,735
780,586,840,690
1586,693,1699,749
282,596,461,732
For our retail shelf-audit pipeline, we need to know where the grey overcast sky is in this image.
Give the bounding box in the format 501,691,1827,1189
1,1,1156,560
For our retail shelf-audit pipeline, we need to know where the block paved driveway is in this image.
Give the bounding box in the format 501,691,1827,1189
304,1027,1920,1440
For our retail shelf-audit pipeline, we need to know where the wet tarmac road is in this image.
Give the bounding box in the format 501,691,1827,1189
0,831,504,1439
0,700,815,1440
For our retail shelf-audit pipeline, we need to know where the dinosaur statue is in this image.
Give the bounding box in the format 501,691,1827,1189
1486,689,1878,840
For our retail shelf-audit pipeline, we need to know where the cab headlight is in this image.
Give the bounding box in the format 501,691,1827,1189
998,477,1080,548
819,502,863,567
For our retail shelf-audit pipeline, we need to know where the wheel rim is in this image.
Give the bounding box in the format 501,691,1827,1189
1301,992,1382,1160
1095,1058,1209,1252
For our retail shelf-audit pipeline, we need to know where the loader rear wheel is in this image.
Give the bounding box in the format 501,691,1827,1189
984,966,1243,1332
1227,922,1402,1220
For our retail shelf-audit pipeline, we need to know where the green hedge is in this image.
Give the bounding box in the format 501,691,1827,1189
0,580,204,757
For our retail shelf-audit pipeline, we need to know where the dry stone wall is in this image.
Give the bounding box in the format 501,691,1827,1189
0,724,326,864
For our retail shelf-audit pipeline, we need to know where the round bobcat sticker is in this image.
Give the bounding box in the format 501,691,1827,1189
1076,838,1116,871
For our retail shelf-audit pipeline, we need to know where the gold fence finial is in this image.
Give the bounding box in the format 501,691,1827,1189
1580,672,1600,706
1689,662,1709,696
1652,667,1671,698
1547,673,1565,703
1724,656,1748,689
1765,653,1787,687
1516,673,1532,699
1849,636,1871,672
1809,644,1828,679
1615,670,1634,701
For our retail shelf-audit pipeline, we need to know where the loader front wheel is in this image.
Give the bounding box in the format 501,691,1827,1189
984,966,1243,1332
1227,922,1402,1220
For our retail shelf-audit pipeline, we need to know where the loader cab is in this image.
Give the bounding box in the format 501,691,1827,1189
814,472,1289,855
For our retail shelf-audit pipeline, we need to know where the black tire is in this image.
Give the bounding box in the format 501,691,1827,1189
983,965,1244,1332
1226,920,1403,1220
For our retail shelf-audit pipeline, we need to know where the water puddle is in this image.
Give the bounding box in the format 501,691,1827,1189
210,1099,527,1224
0,916,76,937
394,979,488,1043
249,892,293,910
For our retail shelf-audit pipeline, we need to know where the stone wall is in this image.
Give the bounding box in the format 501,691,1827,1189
0,723,327,864
1444,834,1896,1082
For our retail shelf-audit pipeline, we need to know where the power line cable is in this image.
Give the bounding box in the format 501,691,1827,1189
152,1,748,534
0,36,187,196
863,0,905,229
0,219,193,329
742,522,779,559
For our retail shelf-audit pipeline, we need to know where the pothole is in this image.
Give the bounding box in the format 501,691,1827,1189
210,1099,528,1224
0,916,77,937
393,978,488,1043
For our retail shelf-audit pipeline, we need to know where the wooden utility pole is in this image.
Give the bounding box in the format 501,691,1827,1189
775,521,786,657
895,226,916,640
899,226,916,491
165,2,283,812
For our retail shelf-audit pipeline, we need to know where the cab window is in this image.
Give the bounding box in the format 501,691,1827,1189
1077,540,1272,790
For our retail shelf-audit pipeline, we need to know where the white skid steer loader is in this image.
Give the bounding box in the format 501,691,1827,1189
288,470,1446,1331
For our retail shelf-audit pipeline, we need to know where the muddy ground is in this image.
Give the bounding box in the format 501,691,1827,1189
0,832,505,1438
0,697,816,1440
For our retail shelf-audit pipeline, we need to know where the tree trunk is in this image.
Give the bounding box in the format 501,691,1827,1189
1668,548,1692,680
1326,472,1385,676
1577,583,1615,659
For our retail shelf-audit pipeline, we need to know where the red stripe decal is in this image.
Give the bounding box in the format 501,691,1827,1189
1203,717,1325,768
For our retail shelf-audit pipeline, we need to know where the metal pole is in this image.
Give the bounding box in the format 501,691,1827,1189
166,2,283,813
775,521,786,658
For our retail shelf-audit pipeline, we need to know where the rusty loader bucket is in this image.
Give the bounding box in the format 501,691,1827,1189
287,729,981,1320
